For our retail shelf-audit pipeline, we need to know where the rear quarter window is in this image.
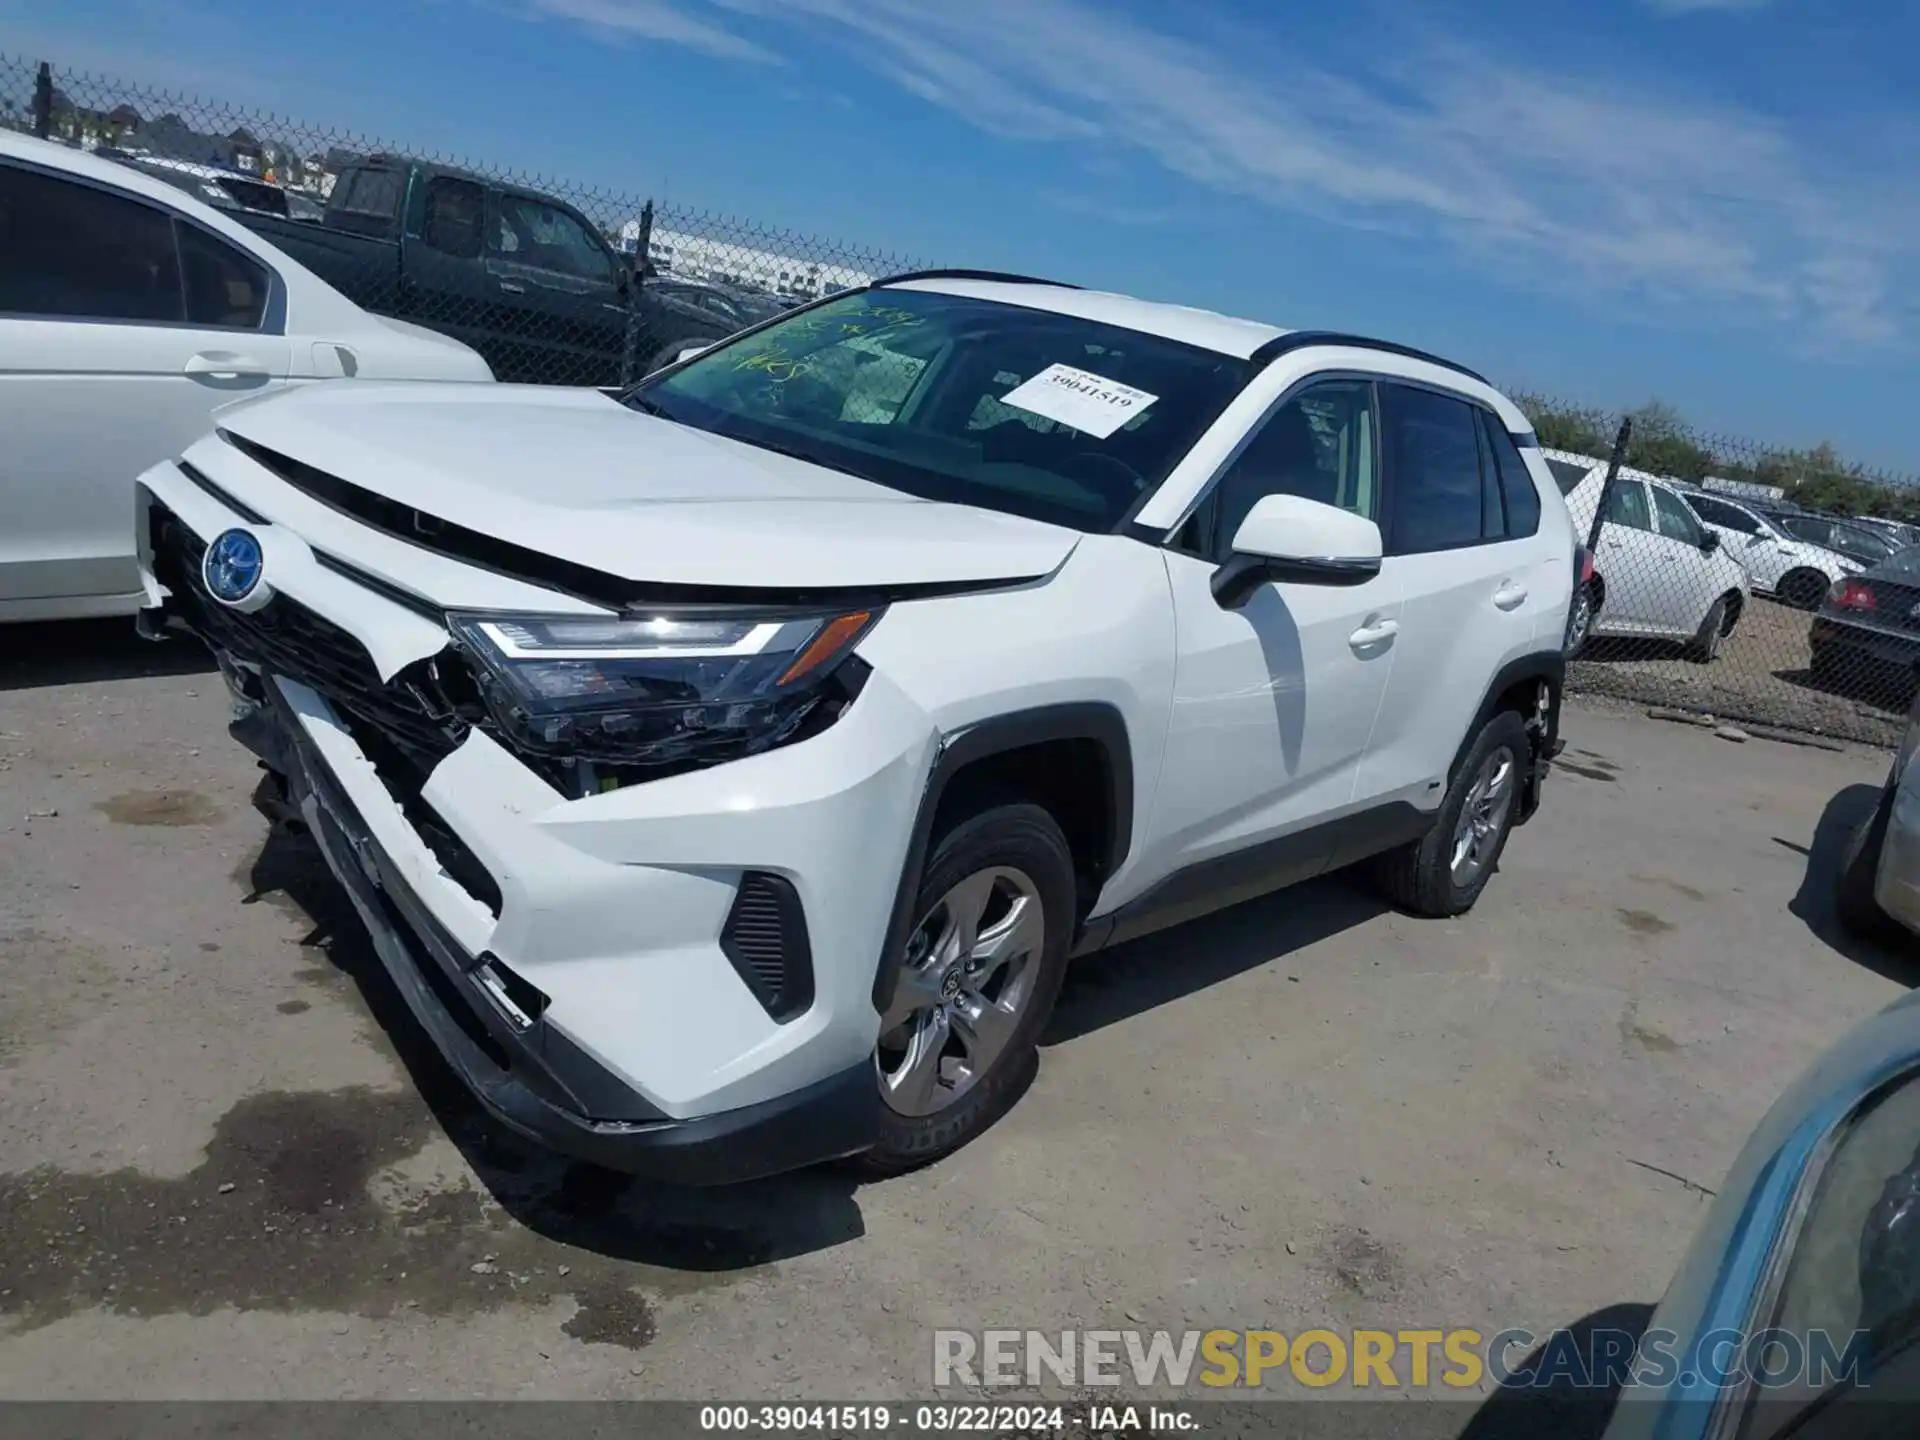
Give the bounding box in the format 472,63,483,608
1546,457,1594,495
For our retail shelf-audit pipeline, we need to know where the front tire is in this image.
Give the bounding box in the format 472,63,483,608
850,799,1075,1178
1373,711,1529,918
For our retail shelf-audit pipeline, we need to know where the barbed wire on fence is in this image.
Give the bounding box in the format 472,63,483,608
7,49,1920,745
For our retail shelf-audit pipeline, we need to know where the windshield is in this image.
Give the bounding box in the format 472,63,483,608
625,288,1256,531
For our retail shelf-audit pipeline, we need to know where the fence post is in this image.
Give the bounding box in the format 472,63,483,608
618,198,656,387
31,61,53,140
1586,417,1634,556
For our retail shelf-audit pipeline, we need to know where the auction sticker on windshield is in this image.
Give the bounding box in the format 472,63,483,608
999,364,1158,440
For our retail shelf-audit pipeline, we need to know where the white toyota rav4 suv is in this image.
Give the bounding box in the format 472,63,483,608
135,271,1576,1182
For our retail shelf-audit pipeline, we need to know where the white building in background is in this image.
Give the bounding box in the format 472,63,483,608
617,222,874,300
1702,475,1786,502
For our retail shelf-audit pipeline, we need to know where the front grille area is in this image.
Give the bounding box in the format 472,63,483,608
152,503,472,771
719,872,815,1022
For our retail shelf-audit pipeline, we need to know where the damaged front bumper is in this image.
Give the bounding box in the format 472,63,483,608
243,673,878,1184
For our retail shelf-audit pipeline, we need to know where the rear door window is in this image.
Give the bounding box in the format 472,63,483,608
1480,412,1540,539
0,162,184,323
1546,457,1594,495
421,176,485,259
1380,383,1489,554
177,223,271,329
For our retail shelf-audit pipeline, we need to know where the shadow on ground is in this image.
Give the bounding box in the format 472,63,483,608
1785,782,1920,988
0,618,216,691
1045,874,1388,1045
241,818,867,1278
1454,1302,1656,1440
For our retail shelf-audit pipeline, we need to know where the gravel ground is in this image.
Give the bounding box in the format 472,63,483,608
0,619,1911,1405
1573,593,1909,748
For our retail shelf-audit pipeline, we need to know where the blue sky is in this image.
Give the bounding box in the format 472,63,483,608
5,0,1917,472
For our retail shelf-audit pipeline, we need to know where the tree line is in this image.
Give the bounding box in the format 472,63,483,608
1515,395,1920,521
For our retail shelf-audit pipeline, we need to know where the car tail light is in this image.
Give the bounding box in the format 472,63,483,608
1832,578,1877,611
1575,545,1595,586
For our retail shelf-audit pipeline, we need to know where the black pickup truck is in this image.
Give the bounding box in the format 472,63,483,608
232,156,740,386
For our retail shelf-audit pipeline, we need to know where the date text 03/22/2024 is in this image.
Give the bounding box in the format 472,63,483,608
697,1405,1200,1433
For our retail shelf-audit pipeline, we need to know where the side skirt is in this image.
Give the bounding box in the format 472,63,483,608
1070,801,1434,957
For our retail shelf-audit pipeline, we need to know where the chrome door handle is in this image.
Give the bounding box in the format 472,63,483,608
184,351,270,378
1349,618,1398,649
498,280,526,295
1493,582,1528,611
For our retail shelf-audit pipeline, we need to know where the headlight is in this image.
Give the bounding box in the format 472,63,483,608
447,607,878,769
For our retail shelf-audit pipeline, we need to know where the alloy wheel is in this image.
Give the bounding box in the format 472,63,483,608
876,867,1046,1117
1449,748,1516,887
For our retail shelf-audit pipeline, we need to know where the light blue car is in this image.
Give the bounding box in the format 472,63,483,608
1591,992,1920,1438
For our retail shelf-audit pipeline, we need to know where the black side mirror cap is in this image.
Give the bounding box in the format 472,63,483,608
1210,553,1382,610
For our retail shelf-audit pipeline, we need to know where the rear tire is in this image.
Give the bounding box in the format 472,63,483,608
1780,568,1829,610
849,798,1076,1178
1687,596,1730,663
1373,711,1529,918
1564,582,1595,658
1837,782,1896,942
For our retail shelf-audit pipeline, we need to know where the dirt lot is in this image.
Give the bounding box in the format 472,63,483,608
1573,592,1909,747
0,620,1913,1403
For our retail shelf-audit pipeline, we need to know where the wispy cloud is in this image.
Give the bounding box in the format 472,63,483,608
527,0,1914,345
1642,0,1772,14
527,0,775,62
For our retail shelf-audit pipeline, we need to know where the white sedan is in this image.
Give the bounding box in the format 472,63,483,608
1546,450,1751,660
0,132,493,625
1680,489,1864,609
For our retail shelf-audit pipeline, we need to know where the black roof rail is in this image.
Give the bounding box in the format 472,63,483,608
875,268,1082,290
1248,330,1488,386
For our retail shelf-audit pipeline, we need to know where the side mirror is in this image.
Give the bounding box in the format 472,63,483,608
1700,530,1721,555
1210,494,1383,610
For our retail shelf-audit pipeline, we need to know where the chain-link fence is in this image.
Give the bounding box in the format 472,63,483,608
7,53,1919,744
1516,399,1920,747
0,53,927,387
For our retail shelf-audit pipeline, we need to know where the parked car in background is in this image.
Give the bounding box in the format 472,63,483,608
1777,512,1902,568
1808,545,1920,696
135,275,1575,1179
1553,450,1749,659
227,154,752,385
1851,514,1920,550
0,132,493,624
647,277,792,354
1679,487,1866,609
96,149,296,220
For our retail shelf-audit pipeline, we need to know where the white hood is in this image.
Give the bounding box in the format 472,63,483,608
213,382,1082,592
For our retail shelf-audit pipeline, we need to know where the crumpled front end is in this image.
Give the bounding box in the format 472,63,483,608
135,451,943,1182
